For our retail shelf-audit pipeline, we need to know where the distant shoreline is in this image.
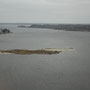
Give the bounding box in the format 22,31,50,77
18,24,90,32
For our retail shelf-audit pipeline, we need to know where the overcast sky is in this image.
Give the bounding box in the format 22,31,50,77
0,0,90,23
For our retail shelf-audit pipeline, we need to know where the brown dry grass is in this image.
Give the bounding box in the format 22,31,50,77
0,49,61,55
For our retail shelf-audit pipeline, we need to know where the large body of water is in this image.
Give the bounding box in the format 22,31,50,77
0,23,90,90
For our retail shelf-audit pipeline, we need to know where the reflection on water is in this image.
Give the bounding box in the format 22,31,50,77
0,24,90,90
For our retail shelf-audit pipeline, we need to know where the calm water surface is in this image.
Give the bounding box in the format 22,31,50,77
0,24,90,90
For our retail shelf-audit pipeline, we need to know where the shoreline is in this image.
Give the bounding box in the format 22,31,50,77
0,48,75,55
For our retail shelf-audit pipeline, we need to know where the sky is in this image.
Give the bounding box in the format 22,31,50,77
0,0,90,24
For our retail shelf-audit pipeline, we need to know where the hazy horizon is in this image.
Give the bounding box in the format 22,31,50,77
0,0,90,24
0,22,90,25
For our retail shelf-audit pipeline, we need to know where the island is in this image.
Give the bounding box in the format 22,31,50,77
0,29,12,34
0,48,75,55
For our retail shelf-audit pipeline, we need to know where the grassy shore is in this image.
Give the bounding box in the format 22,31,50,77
0,48,75,55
